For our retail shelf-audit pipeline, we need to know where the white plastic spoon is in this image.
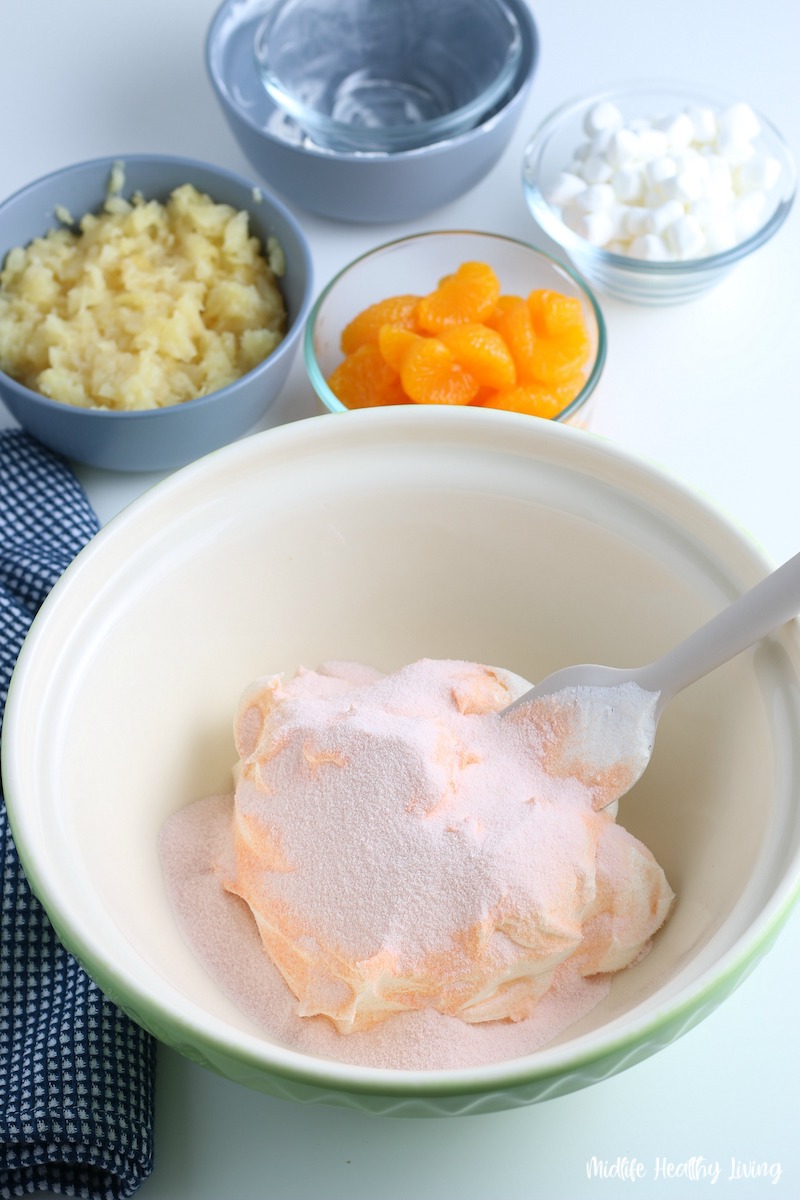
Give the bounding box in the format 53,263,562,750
504,548,800,801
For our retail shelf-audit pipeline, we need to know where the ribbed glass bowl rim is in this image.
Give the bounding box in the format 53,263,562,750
252,0,523,155
522,80,797,277
304,229,607,421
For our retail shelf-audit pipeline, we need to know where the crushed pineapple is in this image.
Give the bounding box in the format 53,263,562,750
0,178,287,411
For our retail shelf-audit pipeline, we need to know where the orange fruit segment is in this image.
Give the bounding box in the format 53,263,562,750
400,338,480,406
529,324,591,386
479,371,587,418
528,289,586,337
469,386,497,407
340,294,421,354
439,323,516,389
327,343,408,410
479,385,566,419
378,325,424,372
554,371,588,407
416,262,501,332
486,296,538,383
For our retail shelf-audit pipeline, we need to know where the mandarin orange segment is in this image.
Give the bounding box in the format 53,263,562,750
327,344,408,410
378,325,424,372
486,293,525,319
479,384,566,419
415,262,501,332
528,289,586,337
439,323,516,389
400,337,480,405
554,371,588,407
469,386,496,407
341,294,421,355
485,295,538,383
529,325,591,386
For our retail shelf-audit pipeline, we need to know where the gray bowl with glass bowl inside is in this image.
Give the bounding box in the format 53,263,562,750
205,0,539,224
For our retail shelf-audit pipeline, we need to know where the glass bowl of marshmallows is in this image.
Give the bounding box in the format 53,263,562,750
522,82,796,304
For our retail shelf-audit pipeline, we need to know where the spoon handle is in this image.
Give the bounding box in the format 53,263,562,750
637,548,800,706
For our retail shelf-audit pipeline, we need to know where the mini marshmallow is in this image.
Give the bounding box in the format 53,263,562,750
637,127,670,161
590,130,615,157
674,149,711,180
679,154,712,195
685,105,717,144
716,131,756,166
644,199,685,235
612,166,644,203
580,154,614,184
718,101,761,145
605,128,641,168
643,187,666,209
583,101,623,136
733,191,768,239
621,206,650,239
610,204,634,239
689,197,730,231
736,152,782,193
562,206,616,247
660,166,707,205
704,156,736,203
656,111,695,153
544,170,588,208
644,155,677,189
628,234,670,261
574,183,617,213
664,214,706,259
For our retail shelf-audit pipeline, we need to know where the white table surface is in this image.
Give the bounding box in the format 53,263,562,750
2,1,799,1196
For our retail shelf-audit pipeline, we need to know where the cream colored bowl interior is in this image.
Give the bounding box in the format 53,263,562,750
5,407,800,1087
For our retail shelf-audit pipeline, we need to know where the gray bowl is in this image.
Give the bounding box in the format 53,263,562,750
205,0,539,224
0,154,313,471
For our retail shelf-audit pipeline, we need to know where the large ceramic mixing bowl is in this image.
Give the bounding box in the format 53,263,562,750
3,407,800,1115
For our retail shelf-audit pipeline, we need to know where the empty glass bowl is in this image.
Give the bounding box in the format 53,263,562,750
253,0,523,153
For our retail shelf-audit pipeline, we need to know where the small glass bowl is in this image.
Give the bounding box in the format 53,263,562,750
254,0,523,154
305,230,606,427
522,82,797,305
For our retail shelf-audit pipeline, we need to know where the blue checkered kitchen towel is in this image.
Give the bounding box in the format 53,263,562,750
0,431,155,1198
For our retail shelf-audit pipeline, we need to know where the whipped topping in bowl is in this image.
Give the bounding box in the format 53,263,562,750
161,658,673,1067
